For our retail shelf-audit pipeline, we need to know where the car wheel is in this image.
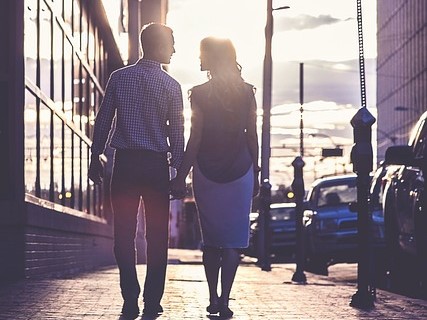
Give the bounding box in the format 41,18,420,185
414,189,427,297
384,198,416,293
384,199,402,291
372,247,388,288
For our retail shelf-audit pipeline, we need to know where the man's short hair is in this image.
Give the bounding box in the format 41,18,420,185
140,23,172,53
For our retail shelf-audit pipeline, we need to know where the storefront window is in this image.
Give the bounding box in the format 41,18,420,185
73,134,81,211
53,114,63,205
39,104,52,200
24,90,37,196
39,1,52,96
53,20,64,102
24,0,38,85
23,0,119,217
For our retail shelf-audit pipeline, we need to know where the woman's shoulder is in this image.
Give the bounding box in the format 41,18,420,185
191,81,210,93
243,82,256,94
189,81,210,101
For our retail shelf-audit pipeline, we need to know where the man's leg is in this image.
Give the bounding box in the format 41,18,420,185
111,158,141,305
141,186,170,313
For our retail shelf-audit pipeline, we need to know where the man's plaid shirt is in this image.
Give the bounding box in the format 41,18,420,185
91,59,185,168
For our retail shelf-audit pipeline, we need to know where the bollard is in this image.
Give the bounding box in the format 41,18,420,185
258,180,272,271
349,107,376,309
291,156,307,283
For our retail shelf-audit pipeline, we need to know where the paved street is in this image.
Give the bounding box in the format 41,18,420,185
1,249,427,319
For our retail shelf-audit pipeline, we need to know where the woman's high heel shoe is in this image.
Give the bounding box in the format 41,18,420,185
219,304,233,318
206,302,220,314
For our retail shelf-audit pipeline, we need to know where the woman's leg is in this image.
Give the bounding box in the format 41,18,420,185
202,245,222,306
220,248,240,311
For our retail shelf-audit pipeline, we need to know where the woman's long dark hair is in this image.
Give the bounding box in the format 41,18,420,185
200,37,247,112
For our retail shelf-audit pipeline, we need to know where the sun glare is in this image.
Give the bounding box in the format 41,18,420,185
167,0,377,186
168,0,265,85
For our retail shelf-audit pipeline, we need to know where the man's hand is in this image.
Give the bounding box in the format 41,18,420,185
89,155,104,185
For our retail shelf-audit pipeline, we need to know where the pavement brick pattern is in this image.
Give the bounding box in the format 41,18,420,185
0,249,426,319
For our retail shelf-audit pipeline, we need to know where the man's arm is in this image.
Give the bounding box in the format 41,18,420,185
167,84,185,169
89,73,117,184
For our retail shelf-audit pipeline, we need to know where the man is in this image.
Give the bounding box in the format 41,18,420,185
89,23,184,319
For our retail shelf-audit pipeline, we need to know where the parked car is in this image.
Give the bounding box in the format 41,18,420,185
303,174,385,275
369,161,394,230
382,111,427,294
244,202,297,259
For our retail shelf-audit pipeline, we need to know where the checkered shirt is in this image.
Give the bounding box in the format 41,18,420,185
91,59,185,168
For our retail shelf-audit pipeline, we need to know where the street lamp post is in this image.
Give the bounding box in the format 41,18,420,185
350,0,376,309
299,63,304,157
291,62,307,283
258,0,289,271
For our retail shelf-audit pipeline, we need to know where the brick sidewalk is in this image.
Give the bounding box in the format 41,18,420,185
0,249,427,319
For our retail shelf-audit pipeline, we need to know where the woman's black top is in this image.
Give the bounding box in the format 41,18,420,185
190,81,255,183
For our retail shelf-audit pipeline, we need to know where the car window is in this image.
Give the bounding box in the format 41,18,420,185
412,119,426,160
317,184,357,207
409,117,424,146
370,167,386,209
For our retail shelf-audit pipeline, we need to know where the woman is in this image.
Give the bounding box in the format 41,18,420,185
171,37,259,317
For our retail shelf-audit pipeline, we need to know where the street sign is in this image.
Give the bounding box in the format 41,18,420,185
322,148,343,157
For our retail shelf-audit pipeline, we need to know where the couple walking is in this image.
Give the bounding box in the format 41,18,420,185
89,23,259,319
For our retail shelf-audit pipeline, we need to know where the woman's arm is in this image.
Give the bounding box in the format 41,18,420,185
246,90,260,196
176,102,204,180
247,91,259,171
170,100,204,199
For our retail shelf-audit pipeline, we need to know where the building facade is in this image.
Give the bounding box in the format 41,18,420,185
0,0,167,282
376,0,427,161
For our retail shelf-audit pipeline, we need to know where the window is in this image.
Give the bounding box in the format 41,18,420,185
317,181,357,207
412,119,426,160
23,0,114,217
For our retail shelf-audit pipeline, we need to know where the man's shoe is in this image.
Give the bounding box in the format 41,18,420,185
121,299,139,319
142,304,163,316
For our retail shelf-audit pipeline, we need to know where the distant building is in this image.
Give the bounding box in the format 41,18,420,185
376,0,427,161
0,0,168,282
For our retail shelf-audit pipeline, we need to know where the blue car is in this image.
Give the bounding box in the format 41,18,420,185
303,174,385,275
245,202,297,259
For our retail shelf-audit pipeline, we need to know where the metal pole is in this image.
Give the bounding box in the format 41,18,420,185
291,63,306,283
258,0,273,271
291,156,307,283
350,0,376,309
349,108,376,309
128,0,141,64
299,63,304,157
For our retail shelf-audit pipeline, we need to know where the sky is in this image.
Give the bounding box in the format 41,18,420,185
166,0,377,187
167,0,377,104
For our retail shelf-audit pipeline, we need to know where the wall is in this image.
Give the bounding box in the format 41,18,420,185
377,0,427,160
24,201,114,277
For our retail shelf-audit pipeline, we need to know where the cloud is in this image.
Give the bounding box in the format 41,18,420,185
276,14,351,31
242,58,376,108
